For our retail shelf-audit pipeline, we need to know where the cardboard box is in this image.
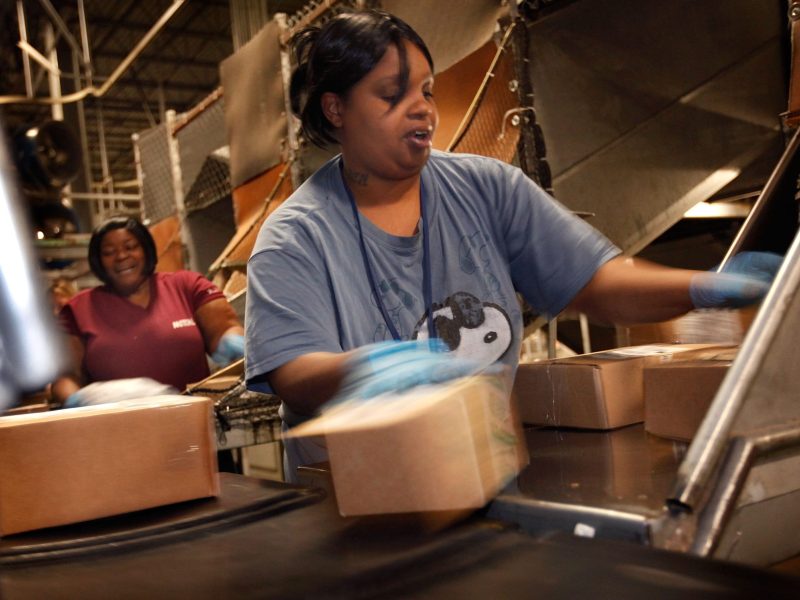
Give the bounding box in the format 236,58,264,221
644,347,738,441
617,306,757,346
0,396,219,536
288,374,527,517
513,344,734,430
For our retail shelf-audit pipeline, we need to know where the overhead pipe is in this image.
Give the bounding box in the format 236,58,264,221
0,0,187,106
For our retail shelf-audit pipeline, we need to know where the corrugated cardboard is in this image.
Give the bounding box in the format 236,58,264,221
514,344,735,429
288,374,527,517
644,347,738,441
0,396,219,536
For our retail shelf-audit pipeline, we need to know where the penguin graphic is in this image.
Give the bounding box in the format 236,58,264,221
413,291,512,367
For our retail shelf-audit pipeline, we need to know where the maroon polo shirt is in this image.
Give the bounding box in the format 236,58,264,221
60,271,225,391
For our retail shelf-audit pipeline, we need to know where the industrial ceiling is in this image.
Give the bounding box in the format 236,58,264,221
0,0,305,190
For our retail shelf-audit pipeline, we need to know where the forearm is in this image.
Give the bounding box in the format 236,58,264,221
569,257,696,325
268,351,351,417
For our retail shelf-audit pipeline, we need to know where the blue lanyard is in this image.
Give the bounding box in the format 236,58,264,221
341,165,436,341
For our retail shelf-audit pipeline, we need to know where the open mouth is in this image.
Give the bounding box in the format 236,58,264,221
407,127,433,147
115,265,137,276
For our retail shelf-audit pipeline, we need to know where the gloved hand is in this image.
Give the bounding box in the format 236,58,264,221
211,332,245,366
64,377,178,408
689,251,783,309
330,339,483,407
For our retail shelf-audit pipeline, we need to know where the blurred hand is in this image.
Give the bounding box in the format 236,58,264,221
689,251,783,309
331,339,483,406
211,333,245,366
64,377,177,408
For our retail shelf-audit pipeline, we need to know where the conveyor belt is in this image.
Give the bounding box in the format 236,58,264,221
488,424,685,543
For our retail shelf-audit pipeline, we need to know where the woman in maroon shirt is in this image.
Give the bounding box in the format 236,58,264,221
51,217,244,405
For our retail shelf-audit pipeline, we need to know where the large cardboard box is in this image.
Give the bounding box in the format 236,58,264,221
644,347,738,441
513,344,734,430
289,374,527,517
0,396,219,536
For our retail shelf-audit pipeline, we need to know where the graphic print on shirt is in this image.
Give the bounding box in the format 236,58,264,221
413,291,512,367
371,276,418,342
459,230,504,301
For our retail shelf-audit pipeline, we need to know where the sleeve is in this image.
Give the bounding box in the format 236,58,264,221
484,159,621,317
244,231,343,384
178,271,226,311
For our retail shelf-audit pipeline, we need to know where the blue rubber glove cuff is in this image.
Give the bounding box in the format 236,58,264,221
332,339,483,407
689,251,782,309
64,391,85,408
212,333,245,366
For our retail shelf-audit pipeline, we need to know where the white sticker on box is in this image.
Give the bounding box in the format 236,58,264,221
573,522,596,538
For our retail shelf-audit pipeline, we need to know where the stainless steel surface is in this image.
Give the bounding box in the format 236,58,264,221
487,425,687,542
724,127,800,261
527,0,785,254
671,225,800,509
690,425,800,561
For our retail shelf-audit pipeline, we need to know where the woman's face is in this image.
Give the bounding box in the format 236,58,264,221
329,40,438,183
99,228,148,295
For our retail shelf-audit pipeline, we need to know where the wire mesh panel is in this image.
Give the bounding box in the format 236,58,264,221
134,123,176,225
176,94,229,213
447,39,521,165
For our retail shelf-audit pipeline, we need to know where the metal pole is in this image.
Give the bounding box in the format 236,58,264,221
45,24,63,121
16,0,33,97
37,0,89,69
77,0,94,82
547,318,557,359
276,13,303,189
166,109,193,269
72,49,92,196
95,100,112,193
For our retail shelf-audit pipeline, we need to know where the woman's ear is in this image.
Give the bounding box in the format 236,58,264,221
321,92,343,127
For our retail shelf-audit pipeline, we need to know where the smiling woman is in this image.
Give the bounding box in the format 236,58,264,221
49,217,245,406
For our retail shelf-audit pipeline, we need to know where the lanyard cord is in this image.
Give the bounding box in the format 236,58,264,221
341,166,436,341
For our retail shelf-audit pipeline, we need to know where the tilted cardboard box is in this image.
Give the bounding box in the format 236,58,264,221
513,344,735,430
0,396,219,536
288,374,527,517
644,347,738,442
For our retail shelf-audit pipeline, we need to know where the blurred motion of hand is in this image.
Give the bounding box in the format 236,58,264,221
64,378,178,408
331,339,483,406
689,251,783,309
211,333,245,366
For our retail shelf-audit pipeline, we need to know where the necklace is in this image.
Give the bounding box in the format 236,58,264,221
341,164,436,341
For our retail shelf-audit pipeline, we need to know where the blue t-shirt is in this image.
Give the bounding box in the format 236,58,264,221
246,151,619,418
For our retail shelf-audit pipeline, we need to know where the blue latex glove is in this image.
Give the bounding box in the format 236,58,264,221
211,332,245,366
64,378,177,408
330,339,483,407
689,251,783,309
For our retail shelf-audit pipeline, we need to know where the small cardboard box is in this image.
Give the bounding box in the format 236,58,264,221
644,347,738,441
0,396,219,536
288,374,527,517
617,307,757,346
513,344,733,430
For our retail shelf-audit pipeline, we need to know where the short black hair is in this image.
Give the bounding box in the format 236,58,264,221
88,216,157,285
289,9,434,148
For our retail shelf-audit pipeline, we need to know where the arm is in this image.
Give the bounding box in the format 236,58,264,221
267,351,351,417
50,334,86,404
194,297,244,356
568,256,696,325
